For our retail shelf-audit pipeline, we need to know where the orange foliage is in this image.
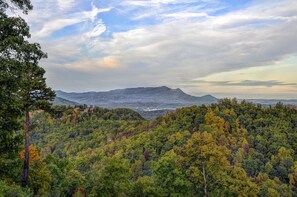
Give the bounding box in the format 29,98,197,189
73,187,87,197
19,145,42,164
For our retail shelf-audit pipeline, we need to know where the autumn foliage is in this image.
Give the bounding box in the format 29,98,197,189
19,145,42,164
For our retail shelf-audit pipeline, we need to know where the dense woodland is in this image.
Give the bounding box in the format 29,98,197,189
1,100,297,196
1,0,297,196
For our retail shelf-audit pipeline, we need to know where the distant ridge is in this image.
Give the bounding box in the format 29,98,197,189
53,97,79,106
55,86,218,111
54,87,297,119
241,99,297,106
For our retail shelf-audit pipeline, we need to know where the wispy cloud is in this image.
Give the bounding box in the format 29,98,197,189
62,56,121,71
22,0,112,38
191,80,297,87
122,0,200,7
57,0,76,10
162,12,211,19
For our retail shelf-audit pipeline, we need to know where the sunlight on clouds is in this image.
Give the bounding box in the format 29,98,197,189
62,57,121,71
188,86,297,99
194,57,297,84
208,0,297,27
185,57,297,98
97,57,120,69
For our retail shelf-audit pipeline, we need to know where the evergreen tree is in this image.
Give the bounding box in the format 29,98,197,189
0,0,32,179
0,0,55,188
19,43,55,187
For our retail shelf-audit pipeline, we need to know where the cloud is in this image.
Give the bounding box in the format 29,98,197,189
62,56,121,71
162,12,211,19
191,80,297,87
21,0,297,98
123,0,221,20
23,0,112,38
35,18,82,37
84,20,106,38
85,11,297,80
57,0,75,10
83,4,113,23
123,0,199,7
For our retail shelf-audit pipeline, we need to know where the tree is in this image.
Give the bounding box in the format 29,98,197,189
0,0,32,14
89,158,132,196
19,43,55,187
1,2,56,186
0,0,33,181
179,131,231,196
19,145,51,194
152,150,191,196
131,176,159,197
0,0,53,193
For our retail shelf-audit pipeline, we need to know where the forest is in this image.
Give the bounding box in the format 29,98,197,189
1,100,297,196
1,0,297,196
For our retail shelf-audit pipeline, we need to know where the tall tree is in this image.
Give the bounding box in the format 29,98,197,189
0,0,32,178
0,0,55,187
19,43,55,187
179,131,231,196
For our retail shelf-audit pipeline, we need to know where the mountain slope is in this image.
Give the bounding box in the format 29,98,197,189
28,100,297,196
55,86,218,111
53,97,79,106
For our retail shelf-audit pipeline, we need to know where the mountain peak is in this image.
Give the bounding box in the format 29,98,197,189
200,94,218,101
201,94,216,98
55,87,218,112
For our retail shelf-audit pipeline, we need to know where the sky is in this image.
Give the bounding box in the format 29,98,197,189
17,0,297,99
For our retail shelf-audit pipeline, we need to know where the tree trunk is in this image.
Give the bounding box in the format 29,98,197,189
22,111,30,187
202,162,207,197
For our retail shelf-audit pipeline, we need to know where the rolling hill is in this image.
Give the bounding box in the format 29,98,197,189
53,97,79,106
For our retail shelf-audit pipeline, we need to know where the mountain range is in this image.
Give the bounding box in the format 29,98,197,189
54,86,297,119
54,86,217,119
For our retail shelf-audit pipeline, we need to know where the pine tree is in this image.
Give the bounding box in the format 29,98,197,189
0,0,32,178
19,43,55,187
0,0,55,187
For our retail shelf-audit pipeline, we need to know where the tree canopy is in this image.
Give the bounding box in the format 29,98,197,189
2,101,294,196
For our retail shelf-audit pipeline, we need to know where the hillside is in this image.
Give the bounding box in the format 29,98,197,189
22,99,297,196
53,97,79,106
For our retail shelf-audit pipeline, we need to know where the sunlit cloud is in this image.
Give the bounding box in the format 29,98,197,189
61,56,121,72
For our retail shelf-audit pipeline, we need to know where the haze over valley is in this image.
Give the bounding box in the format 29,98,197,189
54,86,297,119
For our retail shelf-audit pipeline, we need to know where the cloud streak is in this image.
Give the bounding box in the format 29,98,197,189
21,0,112,38
191,80,297,87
